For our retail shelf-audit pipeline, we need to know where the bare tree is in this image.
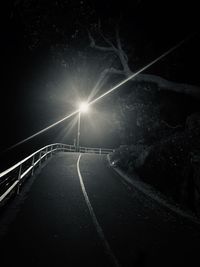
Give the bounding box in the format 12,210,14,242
88,23,200,98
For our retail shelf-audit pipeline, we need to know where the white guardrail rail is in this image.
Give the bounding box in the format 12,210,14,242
0,143,114,203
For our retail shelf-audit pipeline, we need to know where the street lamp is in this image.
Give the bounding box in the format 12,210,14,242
76,102,89,152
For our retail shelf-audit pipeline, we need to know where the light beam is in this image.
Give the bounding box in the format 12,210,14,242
5,110,79,151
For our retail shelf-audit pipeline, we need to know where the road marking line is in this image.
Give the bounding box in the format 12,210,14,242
77,154,121,267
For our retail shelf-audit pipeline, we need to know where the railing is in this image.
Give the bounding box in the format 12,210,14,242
79,146,114,154
0,143,74,203
0,143,114,204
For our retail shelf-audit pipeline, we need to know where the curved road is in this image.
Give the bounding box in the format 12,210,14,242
0,152,200,266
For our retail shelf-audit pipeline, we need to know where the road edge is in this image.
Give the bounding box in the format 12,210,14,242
77,154,121,267
107,154,200,225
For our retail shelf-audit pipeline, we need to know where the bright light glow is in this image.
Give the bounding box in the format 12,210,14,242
5,33,193,153
79,102,89,113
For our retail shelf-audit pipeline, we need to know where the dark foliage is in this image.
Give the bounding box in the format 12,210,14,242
112,82,200,216
137,112,200,214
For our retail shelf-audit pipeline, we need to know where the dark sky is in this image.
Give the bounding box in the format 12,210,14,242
0,0,200,155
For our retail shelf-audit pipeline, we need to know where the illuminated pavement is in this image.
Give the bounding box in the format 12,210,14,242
0,152,200,266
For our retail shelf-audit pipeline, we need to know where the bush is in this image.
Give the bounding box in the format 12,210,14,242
112,112,200,216
137,113,200,214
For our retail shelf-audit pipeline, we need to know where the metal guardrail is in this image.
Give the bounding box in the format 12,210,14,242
0,143,114,203
0,143,74,203
79,146,114,154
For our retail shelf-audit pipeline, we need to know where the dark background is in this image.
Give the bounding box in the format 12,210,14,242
0,0,199,170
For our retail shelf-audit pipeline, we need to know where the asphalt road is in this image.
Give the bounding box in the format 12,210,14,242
0,152,200,267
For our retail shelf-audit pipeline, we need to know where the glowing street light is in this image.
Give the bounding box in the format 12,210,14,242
79,102,89,113
76,102,89,152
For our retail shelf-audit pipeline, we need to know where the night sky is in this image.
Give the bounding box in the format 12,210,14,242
1,0,200,164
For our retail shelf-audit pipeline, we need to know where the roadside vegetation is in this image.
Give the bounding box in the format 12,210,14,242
111,81,200,217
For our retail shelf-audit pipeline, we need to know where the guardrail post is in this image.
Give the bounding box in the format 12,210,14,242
100,148,101,155
39,151,42,167
50,145,53,157
17,164,22,194
45,147,48,160
31,156,35,176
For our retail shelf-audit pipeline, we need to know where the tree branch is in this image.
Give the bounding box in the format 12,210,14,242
93,67,126,89
88,67,127,101
88,22,200,98
116,27,122,50
108,67,127,75
98,20,117,51
115,27,129,61
161,120,182,129
115,27,131,74
88,30,116,52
